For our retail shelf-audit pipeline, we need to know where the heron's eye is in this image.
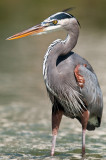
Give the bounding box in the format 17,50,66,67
52,20,58,25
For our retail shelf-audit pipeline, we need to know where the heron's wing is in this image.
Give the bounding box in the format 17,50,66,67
75,65,103,118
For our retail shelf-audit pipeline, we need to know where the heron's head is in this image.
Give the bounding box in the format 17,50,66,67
7,12,80,40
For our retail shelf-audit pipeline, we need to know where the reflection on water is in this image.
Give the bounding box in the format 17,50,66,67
0,31,106,160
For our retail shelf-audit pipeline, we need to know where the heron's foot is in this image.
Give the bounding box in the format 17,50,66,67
51,150,54,156
74,64,86,88
81,152,86,160
82,146,86,157
51,135,57,156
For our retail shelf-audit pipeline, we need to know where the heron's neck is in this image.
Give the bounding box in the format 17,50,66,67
63,24,79,54
43,24,79,93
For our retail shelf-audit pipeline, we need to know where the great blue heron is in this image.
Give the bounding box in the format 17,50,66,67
7,10,103,157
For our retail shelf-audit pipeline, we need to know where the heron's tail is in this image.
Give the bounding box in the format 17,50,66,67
87,116,101,131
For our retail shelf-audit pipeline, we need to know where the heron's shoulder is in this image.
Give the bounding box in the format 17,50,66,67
71,52,95,73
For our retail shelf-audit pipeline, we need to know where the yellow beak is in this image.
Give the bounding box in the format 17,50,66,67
6,24,45,40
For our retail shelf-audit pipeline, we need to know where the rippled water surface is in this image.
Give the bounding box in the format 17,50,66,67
0,27,106,160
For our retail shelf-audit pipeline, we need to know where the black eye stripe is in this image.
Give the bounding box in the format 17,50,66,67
43,12,75,26
50,13,73,20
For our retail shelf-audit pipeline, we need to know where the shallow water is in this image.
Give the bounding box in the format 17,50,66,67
0,30,106,160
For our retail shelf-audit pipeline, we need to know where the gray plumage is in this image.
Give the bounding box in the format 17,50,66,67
42,12,103,156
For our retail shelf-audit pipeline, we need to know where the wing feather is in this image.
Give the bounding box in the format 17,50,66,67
78,65,103,118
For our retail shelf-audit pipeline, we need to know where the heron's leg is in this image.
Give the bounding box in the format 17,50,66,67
51,108,63,156
81,110,89,157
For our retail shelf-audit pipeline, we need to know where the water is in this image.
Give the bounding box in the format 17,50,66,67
0,1,106,158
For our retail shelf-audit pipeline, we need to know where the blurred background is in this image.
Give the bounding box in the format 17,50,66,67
0,0,106,159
